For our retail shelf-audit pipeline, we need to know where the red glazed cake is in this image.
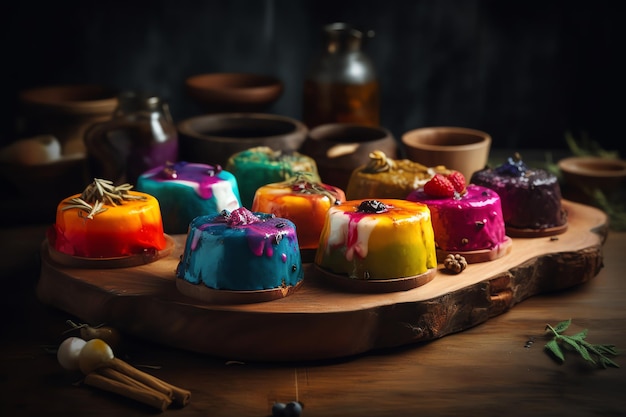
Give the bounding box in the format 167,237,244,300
49,178,167,259
252,173,345,255
407,171,511,263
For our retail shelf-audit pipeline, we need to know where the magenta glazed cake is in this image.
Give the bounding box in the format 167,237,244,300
407,171,511,263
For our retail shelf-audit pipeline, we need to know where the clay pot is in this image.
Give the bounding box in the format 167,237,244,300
17,84,118,155
402,126,492,181
301,123,398,190
185,73,283,113
558,156,626,195
177,113,308,167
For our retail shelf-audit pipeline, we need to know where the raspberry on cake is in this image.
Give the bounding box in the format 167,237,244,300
136,161,241,234
314,198,438,291
49,178,168,259
470,153,568,237
251,172,346,255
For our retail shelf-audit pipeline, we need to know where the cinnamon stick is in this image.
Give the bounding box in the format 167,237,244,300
84,372,172,411
109,358,191,406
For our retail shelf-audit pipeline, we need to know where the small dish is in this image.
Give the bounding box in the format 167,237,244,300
401,126,491,181
185,72,283,113
558,156,626,193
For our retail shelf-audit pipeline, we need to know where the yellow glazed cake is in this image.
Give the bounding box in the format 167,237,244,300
315,199,437,280
345,150,448,200
49,178,167,258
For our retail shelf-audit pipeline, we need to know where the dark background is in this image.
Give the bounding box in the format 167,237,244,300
2,0,623,156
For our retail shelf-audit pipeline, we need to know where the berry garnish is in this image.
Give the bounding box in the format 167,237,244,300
446,171,466,194
423,174,455,197
357,200,388,213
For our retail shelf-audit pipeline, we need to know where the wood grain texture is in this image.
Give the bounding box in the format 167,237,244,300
35,200,608,361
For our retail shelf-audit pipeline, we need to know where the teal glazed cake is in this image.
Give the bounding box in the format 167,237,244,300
136,161,241,234
176,207,304,303
225,146,321,207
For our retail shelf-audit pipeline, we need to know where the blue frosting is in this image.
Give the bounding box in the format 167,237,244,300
176,211,303,291
137,162,242,234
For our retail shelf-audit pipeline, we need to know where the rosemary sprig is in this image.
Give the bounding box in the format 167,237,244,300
61,178,146,219
544,319,620,369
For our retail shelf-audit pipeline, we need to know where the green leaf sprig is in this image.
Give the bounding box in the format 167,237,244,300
544,319,620,369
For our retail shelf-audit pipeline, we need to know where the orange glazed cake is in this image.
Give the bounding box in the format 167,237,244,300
49,178,167,258
251,173,346,253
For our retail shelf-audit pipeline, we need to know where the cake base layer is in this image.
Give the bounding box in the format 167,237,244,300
506,222,569,238
436,236,513,264
36,200,607,362
46,234,176,269
314,266,437,293
176,278,304,304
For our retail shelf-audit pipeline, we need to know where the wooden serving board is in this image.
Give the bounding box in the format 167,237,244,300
36,200,608,362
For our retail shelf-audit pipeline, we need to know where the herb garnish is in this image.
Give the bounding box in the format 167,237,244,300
61,178,146,219
544,319,620,369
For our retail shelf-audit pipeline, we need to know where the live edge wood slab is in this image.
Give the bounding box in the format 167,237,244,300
36,200,607,362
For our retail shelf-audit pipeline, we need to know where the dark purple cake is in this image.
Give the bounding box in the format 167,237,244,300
470,154,567,232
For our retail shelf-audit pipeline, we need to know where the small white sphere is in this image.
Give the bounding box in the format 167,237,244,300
57,337,87,371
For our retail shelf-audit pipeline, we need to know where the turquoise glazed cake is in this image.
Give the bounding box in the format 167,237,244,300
176,207,304,303
136,161,241,234
225,146,321,208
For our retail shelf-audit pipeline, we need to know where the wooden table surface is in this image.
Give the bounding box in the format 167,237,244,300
0,218,625,416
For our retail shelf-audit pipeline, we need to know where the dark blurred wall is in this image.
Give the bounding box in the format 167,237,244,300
2,0,623,155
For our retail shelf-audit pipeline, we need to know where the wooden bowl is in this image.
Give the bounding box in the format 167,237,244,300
185,73,283,113
558,156,626,193
177,113,308,167
18,84,118,155
301,123,398,191
401,126,491,181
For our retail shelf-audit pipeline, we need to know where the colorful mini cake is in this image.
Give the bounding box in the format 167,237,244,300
407,171,510,262
49,178,167,258
136,161,241,234
470,153,568,236
315,199,437,284
345,150,448,200
176,207,303,302
251,173,346,254
225,146,321,207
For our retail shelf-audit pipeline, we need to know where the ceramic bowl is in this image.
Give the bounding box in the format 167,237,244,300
558,156,626,193
401,126,491,181
18,84,118,155
185,73,283,113
177,113,308,167
301,123,398,191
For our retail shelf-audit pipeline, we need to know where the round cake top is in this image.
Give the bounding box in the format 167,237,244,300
188,207,298,257
346,150,449,199
139,161,237,199
407,184,501,209
253,172,345,204
471,153,559,188
226,146,319,174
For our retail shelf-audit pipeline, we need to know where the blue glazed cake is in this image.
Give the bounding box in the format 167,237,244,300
176,207,303,292
136,161,241,234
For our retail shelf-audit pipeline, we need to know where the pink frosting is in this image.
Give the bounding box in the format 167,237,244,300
407,185,506,251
